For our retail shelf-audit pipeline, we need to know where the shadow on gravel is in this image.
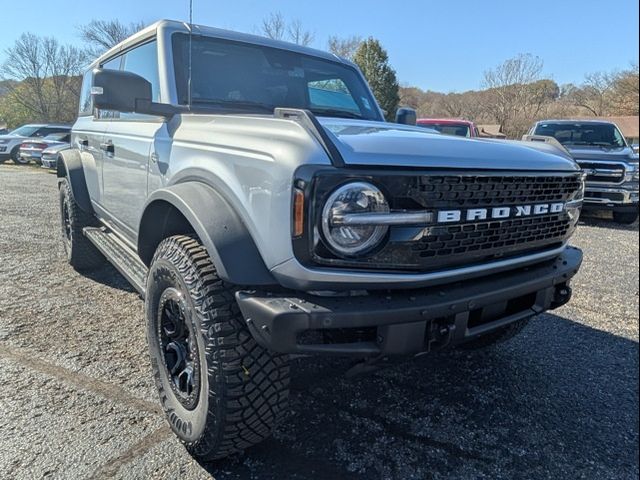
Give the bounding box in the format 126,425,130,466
200,313,639,479
579,212,639,232
81,264,138,294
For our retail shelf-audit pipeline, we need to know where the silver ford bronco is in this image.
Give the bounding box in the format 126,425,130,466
58,20,584,460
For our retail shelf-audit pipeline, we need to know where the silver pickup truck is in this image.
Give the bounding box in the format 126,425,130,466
57,20,584,460
528,120,639,224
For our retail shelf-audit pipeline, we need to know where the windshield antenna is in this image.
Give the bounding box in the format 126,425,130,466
187,0,193,110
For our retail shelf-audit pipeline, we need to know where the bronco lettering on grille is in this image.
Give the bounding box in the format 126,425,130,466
436,202,565,223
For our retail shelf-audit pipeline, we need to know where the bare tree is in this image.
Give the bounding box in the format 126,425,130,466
566,71,616,116
260,12,287,41
259,12,314,46
610,64,639,115
327,36,362,60
2,33,86,123
78,19,145,57
482,54,557,137
288,20,314,47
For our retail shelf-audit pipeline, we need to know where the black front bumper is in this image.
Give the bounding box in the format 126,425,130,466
237,246,583,356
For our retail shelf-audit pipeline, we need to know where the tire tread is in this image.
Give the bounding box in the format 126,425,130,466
150,235,290,460
59,178,104,270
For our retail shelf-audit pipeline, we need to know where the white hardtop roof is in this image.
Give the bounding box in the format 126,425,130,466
92,19,349,68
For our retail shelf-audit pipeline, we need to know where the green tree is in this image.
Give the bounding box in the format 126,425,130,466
353,38,400,121
3,33,85,123
0,83,33,128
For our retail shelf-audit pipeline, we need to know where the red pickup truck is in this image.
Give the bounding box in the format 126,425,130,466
416,118,479,138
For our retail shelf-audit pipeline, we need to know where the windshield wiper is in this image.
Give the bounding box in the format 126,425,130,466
191,99,275,112
587,142,620,148
309,108,365,120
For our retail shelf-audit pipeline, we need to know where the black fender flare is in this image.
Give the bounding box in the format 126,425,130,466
138,182,276,286
56,148,94,214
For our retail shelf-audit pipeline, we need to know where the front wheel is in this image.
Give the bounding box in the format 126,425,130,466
613,210,638,225
146,235,290,460
11,146,30,165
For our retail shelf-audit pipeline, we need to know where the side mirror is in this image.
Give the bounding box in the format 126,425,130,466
91,68,177,117
395,107,417,126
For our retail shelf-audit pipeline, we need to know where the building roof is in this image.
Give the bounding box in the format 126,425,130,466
477,124,506,138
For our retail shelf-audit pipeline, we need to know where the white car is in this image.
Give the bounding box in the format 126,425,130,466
0,124,70,165
41,143,71,169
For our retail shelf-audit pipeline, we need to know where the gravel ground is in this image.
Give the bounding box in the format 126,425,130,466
0,164,638,480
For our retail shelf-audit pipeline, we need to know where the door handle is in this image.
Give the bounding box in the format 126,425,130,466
100,141,114,154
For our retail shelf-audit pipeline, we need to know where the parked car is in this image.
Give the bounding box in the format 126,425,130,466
416,118,479,137
19,132,71,165
0,128,8,135
0,124,70,165
41,143,71,170
58,20,583,460
526,120,639,224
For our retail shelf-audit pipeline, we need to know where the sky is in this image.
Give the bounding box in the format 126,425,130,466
0,0,638,93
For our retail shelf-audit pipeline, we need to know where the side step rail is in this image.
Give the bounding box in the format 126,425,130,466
83,227,148,296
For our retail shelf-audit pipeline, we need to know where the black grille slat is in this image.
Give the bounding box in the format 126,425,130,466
407,175,581,209
415,214,570,259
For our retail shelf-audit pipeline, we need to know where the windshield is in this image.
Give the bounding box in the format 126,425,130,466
418,123,470,137
9,125,39,137
172,33,382,121
534,122,627,148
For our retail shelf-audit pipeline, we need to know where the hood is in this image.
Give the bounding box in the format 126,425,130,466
563,145,636,162
0,134,26,141
319,118,579,171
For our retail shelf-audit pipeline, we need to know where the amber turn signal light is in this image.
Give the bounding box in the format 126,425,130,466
293,188,305,237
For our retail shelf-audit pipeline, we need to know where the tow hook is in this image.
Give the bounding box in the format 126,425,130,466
551,283,572,309
425,320,456,352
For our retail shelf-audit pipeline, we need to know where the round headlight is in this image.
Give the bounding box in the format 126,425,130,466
321,182,389,256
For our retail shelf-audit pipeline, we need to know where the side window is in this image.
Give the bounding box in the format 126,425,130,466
613,127,626,146
122,41,160,102
102,56,122,71
308,79,359,113
78,70,93,116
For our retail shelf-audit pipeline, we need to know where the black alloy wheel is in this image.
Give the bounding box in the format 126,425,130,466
157,288,201,409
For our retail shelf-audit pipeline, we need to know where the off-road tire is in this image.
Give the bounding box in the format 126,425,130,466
458,317,531,351
146,235,290,461
613,211,639,225
58,178,104,270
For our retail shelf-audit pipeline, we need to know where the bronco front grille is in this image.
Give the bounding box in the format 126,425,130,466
302,170,582,272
